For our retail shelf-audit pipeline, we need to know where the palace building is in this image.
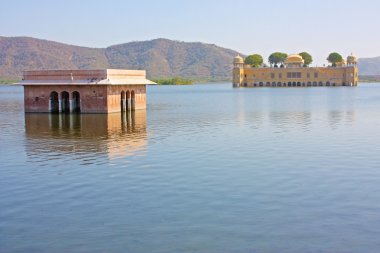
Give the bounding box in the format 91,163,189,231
21,69,155,113
232,54,358,88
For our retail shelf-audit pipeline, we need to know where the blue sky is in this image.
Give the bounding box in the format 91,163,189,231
1,0,379,64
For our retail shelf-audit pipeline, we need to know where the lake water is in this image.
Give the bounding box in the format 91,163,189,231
1,83,380,253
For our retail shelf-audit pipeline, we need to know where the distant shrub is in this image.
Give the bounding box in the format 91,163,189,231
152,77,193,85
0,77,20,84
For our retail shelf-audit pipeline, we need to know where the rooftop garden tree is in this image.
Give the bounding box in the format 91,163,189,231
268,52,288,66
244,54,263,67
327,52,343,66
299,52,313,66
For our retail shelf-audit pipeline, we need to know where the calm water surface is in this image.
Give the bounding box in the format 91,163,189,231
1,83,380,253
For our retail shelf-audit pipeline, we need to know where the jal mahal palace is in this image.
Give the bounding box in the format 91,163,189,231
233,54,358,88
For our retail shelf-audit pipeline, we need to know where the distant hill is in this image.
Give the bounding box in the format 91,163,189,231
0,36,240,81
0,37,108,78
2,36,379,81
358,56,380,75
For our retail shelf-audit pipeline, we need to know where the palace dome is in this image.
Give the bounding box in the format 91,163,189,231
285,54,304,64
347,55,357,64
233,55,244,64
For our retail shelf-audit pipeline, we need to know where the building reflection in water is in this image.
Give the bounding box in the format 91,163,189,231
237,108,356,132
24,111,147,164
268,111,312,132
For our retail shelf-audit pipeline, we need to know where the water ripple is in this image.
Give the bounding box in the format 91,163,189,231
1,84,380,253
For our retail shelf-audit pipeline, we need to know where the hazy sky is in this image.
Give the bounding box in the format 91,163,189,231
1,0,379,64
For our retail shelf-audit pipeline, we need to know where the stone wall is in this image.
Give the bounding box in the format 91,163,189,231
24,84,146,113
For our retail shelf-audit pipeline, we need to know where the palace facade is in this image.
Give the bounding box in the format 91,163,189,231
233,54,358,88
21,69,155,113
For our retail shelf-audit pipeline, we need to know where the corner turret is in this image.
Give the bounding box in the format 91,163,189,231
233,54,244,87
347,54,357,66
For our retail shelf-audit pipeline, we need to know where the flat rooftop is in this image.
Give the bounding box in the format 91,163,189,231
21,69,155,85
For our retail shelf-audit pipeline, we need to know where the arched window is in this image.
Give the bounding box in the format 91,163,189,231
61,91,70,113
131,90,135,110
50,91,59,113
72,91,80,113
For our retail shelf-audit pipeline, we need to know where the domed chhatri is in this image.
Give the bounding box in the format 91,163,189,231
347,54,357,65
285,54,304,64
232,53,358,88
285,54,304,67
233,54,244,64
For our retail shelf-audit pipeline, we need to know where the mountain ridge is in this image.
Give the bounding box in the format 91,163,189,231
0,36,240,81
1,36,379,81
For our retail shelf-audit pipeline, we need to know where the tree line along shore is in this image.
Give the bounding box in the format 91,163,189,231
1,76,380,85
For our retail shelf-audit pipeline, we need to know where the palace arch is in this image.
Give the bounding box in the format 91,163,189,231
121,91,126,111
61,91,70,113
72,91,81,113
50,91,59,113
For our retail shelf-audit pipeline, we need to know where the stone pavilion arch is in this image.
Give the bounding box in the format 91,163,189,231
131,90,135,110
72,91,81,113
61,91,70,113
121,91,126,111
49,91,59,113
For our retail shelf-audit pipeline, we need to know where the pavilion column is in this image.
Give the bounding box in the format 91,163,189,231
48,98,52,112
121,99,126,111
131,98,135,111
127,98,131,111
69,99,74,112
58,98,62,113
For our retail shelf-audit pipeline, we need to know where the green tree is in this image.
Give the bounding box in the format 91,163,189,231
244,54,263,67
327,52,343,65
299,52,313,66
268,52,288,66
